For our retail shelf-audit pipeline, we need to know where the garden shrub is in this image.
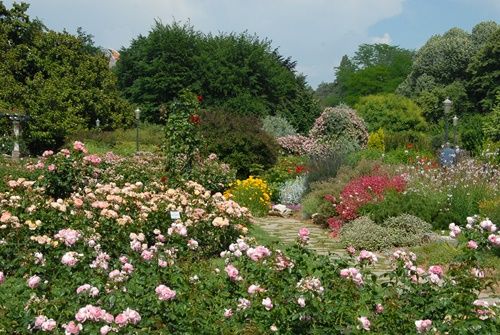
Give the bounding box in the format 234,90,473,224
260,155,307,202
224,176,271,217
340,216,393,250
189,153,237,193
367,128,385,152
359,190,445,227
384,130,433,152
479,197,500,223
276,106,368,158
308,105,368,152
355,93,427,132
379,214,432,247
31,141,104,199
333,173,406,222
199,109,279,178
261,115,297,138
278,175,306,205
304,151,345,192
301,159,387,218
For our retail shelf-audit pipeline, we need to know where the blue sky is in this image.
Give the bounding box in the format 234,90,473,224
4,0,500,88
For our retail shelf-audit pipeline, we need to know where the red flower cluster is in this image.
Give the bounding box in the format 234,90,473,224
189,114,201,125
335,174,406,222
327,217,342,237
295,165,306,174
322,174,406,235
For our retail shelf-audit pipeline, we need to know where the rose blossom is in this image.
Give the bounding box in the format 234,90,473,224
246,246,271,261
225,264,241,281
449,223,461,238
488,234,500,247
375,303,384,314
346,245,356,256
358,316,370,331
298,227,310,244
357,250,378,264
63,321,82,335
237,298,251,310
297,296,306,308
100,326,111,335
61,252,81,267
187,239,199,250
248,284,265,295
27,275,41,289
415,319,432,333
262,297,273,310
467,240,478,250
480,219,496,232
223,308,233,318
0,271,4,285
155,285,176,301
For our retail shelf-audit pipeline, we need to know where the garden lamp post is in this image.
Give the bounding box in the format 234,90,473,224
443,98,452,147
452,115,458,148
135,108,141,152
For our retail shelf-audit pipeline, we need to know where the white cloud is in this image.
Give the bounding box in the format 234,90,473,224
371,33,392,44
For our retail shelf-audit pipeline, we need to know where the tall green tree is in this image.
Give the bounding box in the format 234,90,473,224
467,28,500,113
0,1,131,153
398,21,499,122
116,21,319,132
316,44,414,106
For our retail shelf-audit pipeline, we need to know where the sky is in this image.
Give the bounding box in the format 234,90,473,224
3,0,500,88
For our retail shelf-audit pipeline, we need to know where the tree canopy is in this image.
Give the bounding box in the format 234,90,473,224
115,21,320,133
315,44,414,106
0,1,131,153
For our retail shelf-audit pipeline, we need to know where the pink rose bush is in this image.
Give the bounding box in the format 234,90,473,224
0,151,498,333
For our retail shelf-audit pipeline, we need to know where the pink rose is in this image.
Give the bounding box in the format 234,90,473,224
114,313,128,327
41,319,57,331
100,325,111,335
34,315,47,328
248,284,265,295
415,319,432,333
428,265,443,277
297,297,306,308
224,308,233,318
47,164,56,172
262,297,273,310
155,285,176,301
346,246,356,256
467,240,478,249
225,264,240,281
358,316,370,331
0,271,4,285
298,227,310,244
27,275,41,289
375,303,384,314
63,321,82,334
73,141,88,153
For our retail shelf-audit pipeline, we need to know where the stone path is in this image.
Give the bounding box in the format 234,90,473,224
252,215,390,275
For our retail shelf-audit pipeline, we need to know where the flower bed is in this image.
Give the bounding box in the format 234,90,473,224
0,151,498,333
